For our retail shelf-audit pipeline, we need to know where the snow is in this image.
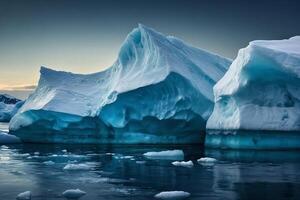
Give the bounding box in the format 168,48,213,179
9,24,231,144
63,163,93,171
172,160,194,168
62,189,86,199
0,131,21,144
0,94,23,122
143,150,184,160
16,191,31,200
206,36,300,149
154,191,191,199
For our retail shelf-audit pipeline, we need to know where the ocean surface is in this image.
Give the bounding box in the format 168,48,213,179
1,122,300,200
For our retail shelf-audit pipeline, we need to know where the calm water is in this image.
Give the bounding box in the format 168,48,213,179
1,123,300,200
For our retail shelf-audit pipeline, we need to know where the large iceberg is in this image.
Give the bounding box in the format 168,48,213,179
0,94,24,122
9,24,231,144
206,36,300,149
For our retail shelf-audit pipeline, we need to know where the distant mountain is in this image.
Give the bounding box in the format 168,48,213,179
0,94,24,122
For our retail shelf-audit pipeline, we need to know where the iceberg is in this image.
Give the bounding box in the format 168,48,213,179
206,36,300,149
9,24,231,144
0,94,23,122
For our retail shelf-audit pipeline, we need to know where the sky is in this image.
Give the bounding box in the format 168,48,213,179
0,0,300,99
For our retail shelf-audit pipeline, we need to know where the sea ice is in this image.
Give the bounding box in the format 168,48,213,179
62,189,86,199
172,160,194,168
16,191,31,200
154,191,191,199
197,157,217,166
63,163,92,171
143,150,184,160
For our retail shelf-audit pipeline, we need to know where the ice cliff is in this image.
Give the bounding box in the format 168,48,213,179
206,36,300,149
0,94,23,122
9,24,231,144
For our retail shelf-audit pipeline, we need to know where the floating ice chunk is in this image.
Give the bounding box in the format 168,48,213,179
63,163,92,171
16,191,31,200
154,191,191,199
62,149,68,153
197,157,217,166
43,160,55,165
0,131,20,144
172,160,194,168
123,155,134,159
62,189,86,199
1,145,9,149
143,150,184,160
34,152,40,155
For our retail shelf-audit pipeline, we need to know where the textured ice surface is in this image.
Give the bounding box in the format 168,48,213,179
206,36,300,149
143,150,184,160
0,131,21,144
0,94,23,122
154,191,191,199
10,24,230,144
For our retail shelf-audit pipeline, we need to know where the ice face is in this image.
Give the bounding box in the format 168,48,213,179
9,24,231,144
0,94,23,122
206,36,300,149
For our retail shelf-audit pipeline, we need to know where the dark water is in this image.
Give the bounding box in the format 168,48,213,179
1,123,300,200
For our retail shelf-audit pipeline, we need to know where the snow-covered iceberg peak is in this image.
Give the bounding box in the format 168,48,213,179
10,24,231,144
206,36,300,149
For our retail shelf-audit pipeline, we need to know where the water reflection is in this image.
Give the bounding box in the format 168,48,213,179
0,143,299,199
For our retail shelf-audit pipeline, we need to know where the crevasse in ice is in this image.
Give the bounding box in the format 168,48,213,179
9,24,231,144
206,36,300,149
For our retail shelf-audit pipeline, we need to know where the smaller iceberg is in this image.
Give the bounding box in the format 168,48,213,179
206,36,300,149
143,150,184,160
0,94,23,122
172,160,194,168
16,191,31,200
154,191,191,199
0,131,21,144
62,189,86,199
63,163,93,171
